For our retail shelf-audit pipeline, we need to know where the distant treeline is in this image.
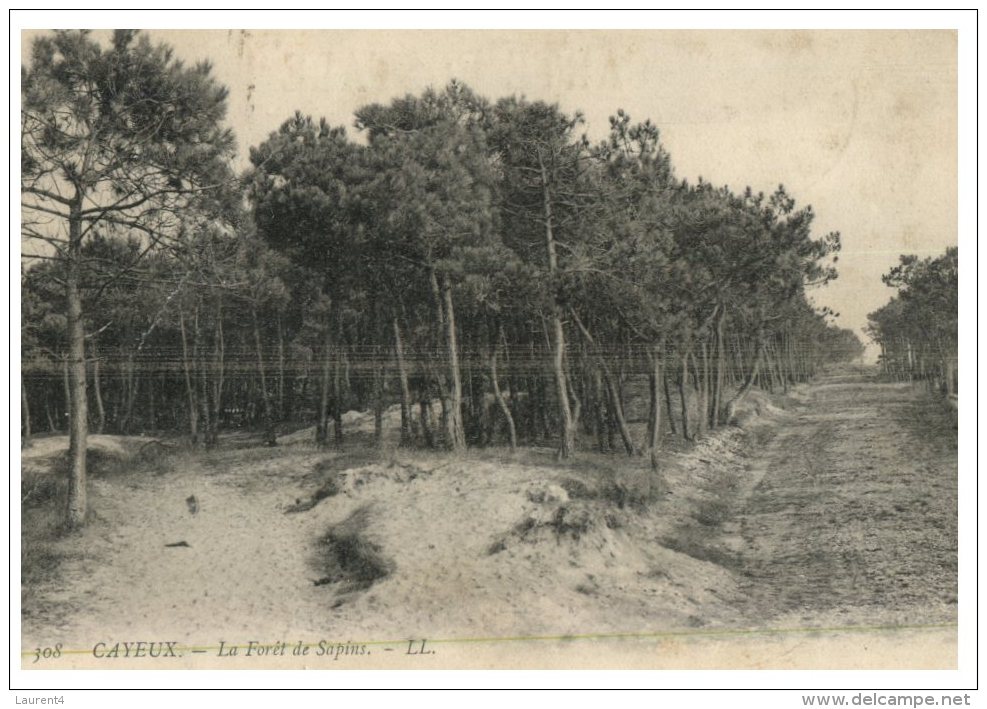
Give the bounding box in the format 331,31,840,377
21,31,863,522
867,247,958,396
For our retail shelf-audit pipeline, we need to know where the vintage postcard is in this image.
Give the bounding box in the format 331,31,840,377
15,17,968,682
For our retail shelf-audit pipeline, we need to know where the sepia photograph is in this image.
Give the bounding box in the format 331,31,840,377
13,12,971,688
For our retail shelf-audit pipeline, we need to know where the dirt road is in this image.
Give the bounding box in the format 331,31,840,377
728,366,958,630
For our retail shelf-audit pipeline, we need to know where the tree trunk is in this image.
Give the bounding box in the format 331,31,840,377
198,314,214,447
45,399,56,433
690,348,708,439
179,310,199,444
373,348,385,447
507,339,521,432
724,336,766,423
252,306,277,446
420,397,435,448
442,278,466,451
91,340,105,434
490,324,517,450
122,354,137,434
702,341,712,427
392,317,414,447
605,390,616,452
569,309,634,456
663,370,677,435
65,203,88,527
332,345,344,446
148,376,156,433
944,354,956,397
710,308,725,429
768,340,783,393
316,305,332,447
785,330,796,385
21,375,32,447
646,343,665,498
777,339,789,393
539,154,575,459
593,368,608,452
209,300,225,446
678,349,692,441
191,302,213,444
604,369,636,455
276,311,286,422
331,308,349,448
550,313,576,458
62,357,70,432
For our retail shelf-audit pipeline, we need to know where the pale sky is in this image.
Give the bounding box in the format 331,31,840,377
21,29,958,354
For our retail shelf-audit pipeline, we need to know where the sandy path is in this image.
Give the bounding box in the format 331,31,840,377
730,367,958,629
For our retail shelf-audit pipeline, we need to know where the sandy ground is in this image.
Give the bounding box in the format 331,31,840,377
20,365,957,668
732,369,958,630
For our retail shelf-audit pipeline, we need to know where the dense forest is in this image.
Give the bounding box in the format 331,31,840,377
21,30,867,527
867,247,958,395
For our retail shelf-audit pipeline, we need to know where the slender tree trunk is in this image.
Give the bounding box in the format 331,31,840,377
191,302,213,443
551,314,576,457
419,397,435,448
691,347,709,439
724,336,766,423
91,340,105,434
646,343,665,498
605,389,616,451
21,375,32,447
442,278,466,451
393,317,414,447
316,305,332,447
62,357,70,432
785,330,796,385
944,354,956,397
733,335,746,386
538,322,554,441
678,349,692,441
276,311,286,422
566,367,582,434
490,324,517,450
332,343,344,446
539,155,575,459
209,301,225,445
373,346,385,447
569,309,634,456
198,364,212,444
506,330,521,431
179,309,199,445
425,267,450,445
768,340,783,392
297,367,309,417
604,369,636,455
663,369,677,435
593,368,608,452
122,354,137,434
251,306,277,446
777,339,789,393
711,309,726,429
703,340,712,424
198,309,213,447
65,202,88,527
371,305,385,448
148,376,156,433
